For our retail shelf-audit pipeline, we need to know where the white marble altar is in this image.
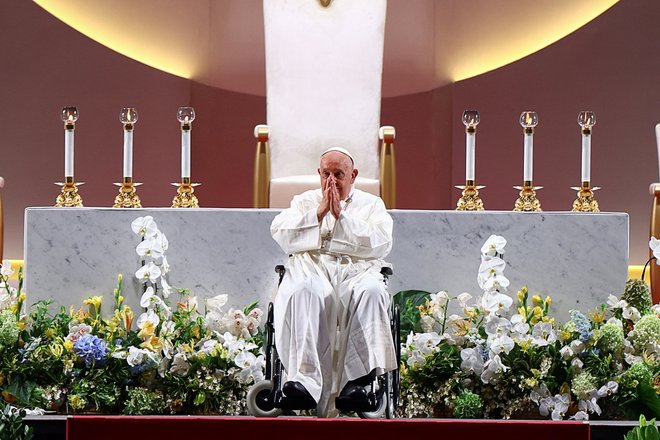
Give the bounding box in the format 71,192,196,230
24,208,628,322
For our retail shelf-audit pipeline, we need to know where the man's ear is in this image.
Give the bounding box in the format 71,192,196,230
351,168,358,183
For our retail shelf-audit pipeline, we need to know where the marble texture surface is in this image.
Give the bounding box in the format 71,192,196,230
24,208,629,322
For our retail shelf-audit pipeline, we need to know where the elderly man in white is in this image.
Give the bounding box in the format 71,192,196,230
270,147,397,416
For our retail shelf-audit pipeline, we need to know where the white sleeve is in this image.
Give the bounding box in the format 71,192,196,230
270,195,322,254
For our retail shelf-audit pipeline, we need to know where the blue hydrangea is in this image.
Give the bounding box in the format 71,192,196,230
570,310,593,343
73,334,109,368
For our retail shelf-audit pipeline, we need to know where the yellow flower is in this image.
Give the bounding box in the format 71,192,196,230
523,377,538,388
518,339,532,352
544,296,552,307
518,306,527,319
517,290,525,303
560,330,573,341
44,328,56,339
83,296,103,309
64,340,74,352
18,292,26,303
452,319,470,336
50,343,64,358
0,373,4,385
192,325,200,339
122,307,134,331
590,309,606,325
17,321,26,331
532,295,542,306
140,335,163,352
138,321,156,339
68,395,86,411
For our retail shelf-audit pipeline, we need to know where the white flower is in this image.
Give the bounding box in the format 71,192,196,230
137,310,160,330
169,352,190,376
480,354,508,384
136,238,165,260
531,322,557,347
160,277,172,298
234,351,265,384
140,286,162,309
135,262,162,283
510,314,530,338
607,294,627,309
570,411,589,421
155,231,169,252
160,255,170,275
485,316,511,336
560,345,574,360
477,256,506,289
481,273,510,293
429,291,450,310
622,306,641,322
578,395,602,415
0,260,14,278
127,346,151,367
597,381,618,397
220,332,257,358
457,292,472,308
406,349,427,368
131,216,158,238
489,334,514,355
66,323,93,342
571,357,584,371
481,235,507,257
650,237,660,261
460,347,485,375
481,292,513,314
207,294,228,313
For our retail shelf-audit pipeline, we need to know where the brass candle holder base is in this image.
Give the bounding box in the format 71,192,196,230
171,178,200,208
513,181,542,212
571,181,600,212
113,179,143,208
55,178,84,207
455,180,485,211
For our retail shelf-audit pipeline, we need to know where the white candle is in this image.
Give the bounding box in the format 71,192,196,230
465,130,475,181
181,128,191,178
64,127,74,177
581,130,591,182
123,128,133,178
523,131,533,181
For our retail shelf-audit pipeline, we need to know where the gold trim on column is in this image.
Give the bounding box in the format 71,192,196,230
379,126,396,209
650,183,660,304
253,125,270,208
319,0,333,7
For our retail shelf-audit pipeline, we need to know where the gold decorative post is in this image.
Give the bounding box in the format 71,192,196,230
571,181,600,212
55,107,83,207
172,177,199,208
379,126,396,209
513,181,542,212
114,178,142,208
456,110,484,210
253,125,270,208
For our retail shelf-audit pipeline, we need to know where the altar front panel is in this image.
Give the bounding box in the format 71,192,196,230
24,208,628,321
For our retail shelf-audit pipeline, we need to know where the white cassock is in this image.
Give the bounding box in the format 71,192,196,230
271,188,397,417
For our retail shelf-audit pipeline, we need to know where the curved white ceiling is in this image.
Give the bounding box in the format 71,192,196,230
34,0,617,97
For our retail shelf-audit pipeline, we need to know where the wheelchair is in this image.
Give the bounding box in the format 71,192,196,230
246,265,401,418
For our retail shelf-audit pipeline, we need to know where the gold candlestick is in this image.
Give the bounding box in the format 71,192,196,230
113,177,142,208
456,180,485,211
55,177,84,207
571,181,600,212
513,180,542,212
172,177,200,208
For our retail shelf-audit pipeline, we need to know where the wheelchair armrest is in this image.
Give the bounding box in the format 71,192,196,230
275,265,286,275
380,266,393,277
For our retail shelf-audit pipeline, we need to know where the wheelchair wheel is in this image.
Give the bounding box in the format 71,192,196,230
246,380,282,417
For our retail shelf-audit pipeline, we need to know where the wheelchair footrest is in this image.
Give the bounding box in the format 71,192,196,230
335,392,379,413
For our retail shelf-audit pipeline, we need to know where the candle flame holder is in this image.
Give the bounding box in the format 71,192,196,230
172,178,200,208
113,178,142,208
571,181,600,212
456,180,485,211
55,177,84,207
513,181,542,212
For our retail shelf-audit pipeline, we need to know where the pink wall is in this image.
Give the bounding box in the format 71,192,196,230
1,1,659,266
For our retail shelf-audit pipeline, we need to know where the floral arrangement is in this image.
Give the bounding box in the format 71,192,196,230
398,234,660,420
0,222,659,421
0,216,264,415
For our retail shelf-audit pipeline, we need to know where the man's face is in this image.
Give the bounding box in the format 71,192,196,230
318,151,358,200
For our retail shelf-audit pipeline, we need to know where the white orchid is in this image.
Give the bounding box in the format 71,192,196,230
481,235,507,257
137,310,160,330
234,351,265,384
480,354,508,384
457,292,472,308
597,381,618,397
160,277,173,298
460,347,485,375
169,352,190,376
140,286,162,309
488,334,515,356
135,262,162,284
622,306,641,322
531,322,557,347
131,216,158,238
607,294,627,310
136,237,165,260
509,314,530,338
650,236,660,261
66,322,93,342
477,256,506,288
0,260,14,278
570,411,589,421
484,316,511,337
481,292,513,314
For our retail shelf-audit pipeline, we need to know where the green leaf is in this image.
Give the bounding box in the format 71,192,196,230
194,391,206,406
4,379,37,406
